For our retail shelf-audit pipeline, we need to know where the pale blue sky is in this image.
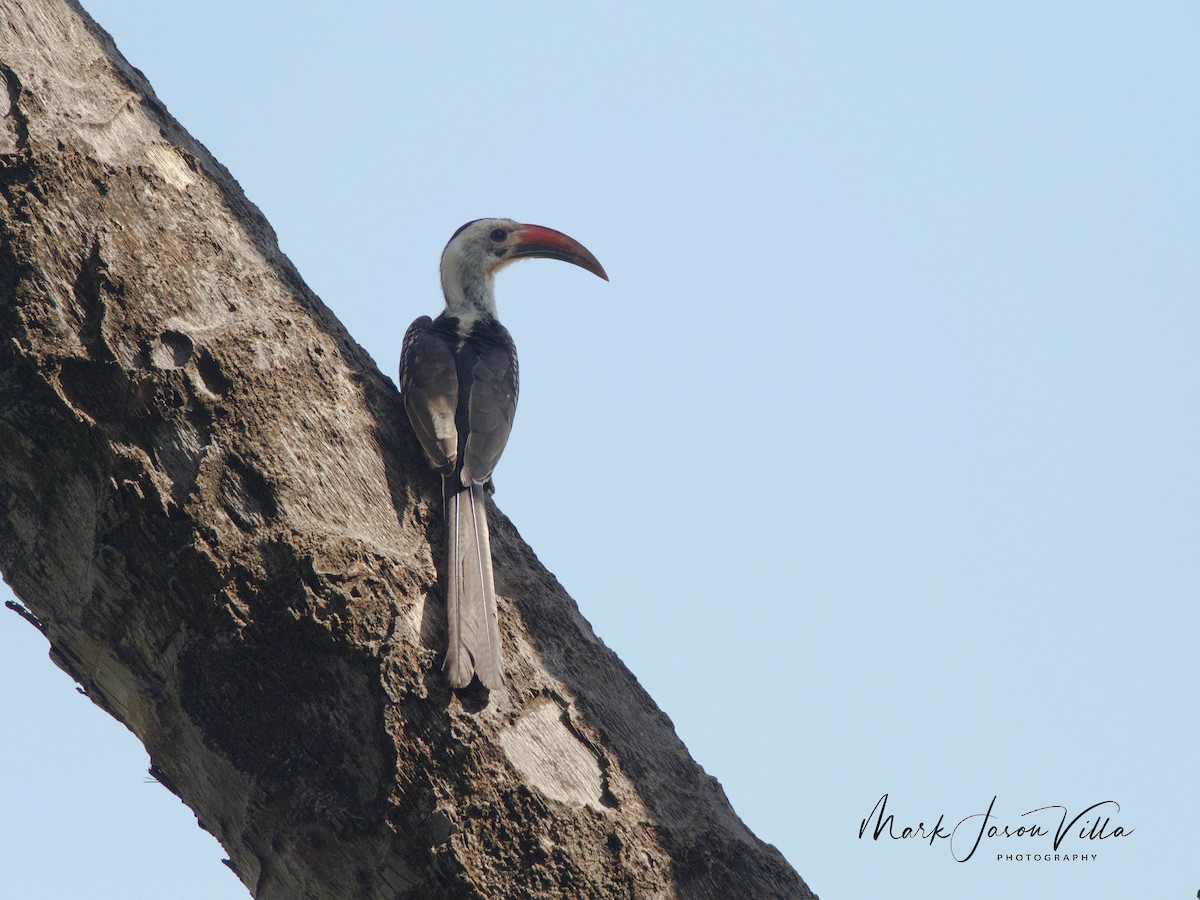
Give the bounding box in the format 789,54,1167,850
2,2,1197,897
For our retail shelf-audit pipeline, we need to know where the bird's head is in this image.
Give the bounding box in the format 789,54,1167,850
440,218,607,318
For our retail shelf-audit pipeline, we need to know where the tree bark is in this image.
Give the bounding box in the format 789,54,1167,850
0,3,816,898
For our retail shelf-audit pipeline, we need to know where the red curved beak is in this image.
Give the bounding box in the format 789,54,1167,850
510,224,608,281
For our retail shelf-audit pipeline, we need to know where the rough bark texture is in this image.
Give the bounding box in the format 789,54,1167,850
0,3,816,898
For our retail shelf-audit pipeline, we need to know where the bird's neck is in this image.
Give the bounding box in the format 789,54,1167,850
441,261,498,329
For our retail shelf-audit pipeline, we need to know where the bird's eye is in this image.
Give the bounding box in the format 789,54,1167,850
489,228,507,242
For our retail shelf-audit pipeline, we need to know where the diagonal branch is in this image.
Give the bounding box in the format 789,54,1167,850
0,2,815,897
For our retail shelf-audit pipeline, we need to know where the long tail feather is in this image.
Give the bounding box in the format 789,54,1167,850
443,478,504,689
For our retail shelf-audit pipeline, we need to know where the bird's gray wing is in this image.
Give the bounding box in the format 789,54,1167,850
461,329,519,486
399,316,459,472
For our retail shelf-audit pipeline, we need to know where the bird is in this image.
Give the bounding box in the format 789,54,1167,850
399,219,608,689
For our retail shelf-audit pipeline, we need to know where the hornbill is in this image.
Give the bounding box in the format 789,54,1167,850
400,219,607,689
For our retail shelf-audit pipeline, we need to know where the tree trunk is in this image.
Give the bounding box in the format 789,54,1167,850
0,3,816,897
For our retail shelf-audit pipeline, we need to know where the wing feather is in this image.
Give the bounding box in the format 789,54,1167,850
399,316,459,471
462,328,518,485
